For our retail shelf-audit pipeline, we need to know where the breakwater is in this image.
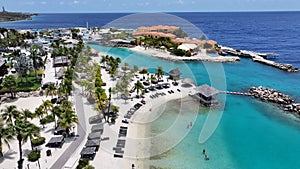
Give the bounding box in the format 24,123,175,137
219,46,298,72
249,86,300,115
249,86,294,104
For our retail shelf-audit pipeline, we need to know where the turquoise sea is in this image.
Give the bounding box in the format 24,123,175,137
90,44,300,169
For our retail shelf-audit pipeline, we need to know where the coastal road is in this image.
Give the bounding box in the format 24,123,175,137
50,88,87,169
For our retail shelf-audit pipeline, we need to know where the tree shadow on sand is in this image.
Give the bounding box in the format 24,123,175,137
0,150,18,164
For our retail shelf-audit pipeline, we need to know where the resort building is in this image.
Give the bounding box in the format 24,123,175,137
132,31,176,39
136,25,180,34
193,84,219,106
178,43,198,54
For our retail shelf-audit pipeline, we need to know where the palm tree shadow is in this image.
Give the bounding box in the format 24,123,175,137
43,127,55,134
23,149,32,157
5,97,19,103
0,150,18,164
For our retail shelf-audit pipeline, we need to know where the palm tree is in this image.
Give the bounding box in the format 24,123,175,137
34,105,48,128
61,100,73,111
1,105,20,125
34,106,46,121
1,75,17,98
0,118,14,158
78,79,88,94
13,119,40,168
94,87,106,103
30,45,44,79
139,68,148,79
156,66,164,80
133,80,144,97
107,87,112,120
45,84,57,98
51,106,62,128
58,108,78,137
150,74,158,84
20,109,34,121
100,55,108,67
60,79,73,96
133,65,139,74
121,63,130,72
41,100,53,115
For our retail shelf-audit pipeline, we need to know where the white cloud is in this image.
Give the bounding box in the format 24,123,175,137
40,1,47,5
73,0,80,4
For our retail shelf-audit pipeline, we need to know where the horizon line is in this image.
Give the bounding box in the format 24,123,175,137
8,10,300,14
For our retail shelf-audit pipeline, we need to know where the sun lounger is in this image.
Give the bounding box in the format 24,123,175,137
122,120,129,124
115,149,124,154
101,137,109,141
114,154,123,158
113,147,122,151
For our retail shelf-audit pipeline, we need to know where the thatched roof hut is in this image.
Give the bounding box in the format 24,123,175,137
168,68,181,79
195,84,219,98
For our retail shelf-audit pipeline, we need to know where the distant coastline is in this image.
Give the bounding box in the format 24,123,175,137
0,12,36,22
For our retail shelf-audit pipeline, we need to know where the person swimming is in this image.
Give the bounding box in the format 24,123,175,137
205,155,209,160
202,149,206,154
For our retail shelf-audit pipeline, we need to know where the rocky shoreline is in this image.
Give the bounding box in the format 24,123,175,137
249,86,300,115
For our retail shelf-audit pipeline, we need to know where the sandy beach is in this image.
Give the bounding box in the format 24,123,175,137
87,54,197,169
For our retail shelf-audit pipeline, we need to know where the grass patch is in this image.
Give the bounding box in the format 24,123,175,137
16,76,41,90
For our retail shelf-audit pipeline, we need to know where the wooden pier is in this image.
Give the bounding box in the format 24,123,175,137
219,91,253,96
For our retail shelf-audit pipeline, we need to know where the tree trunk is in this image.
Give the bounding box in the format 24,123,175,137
10,88,14,98
25,74,29,87
17,134,23,169
30,141,34,150
0,140,3,158
35,69,38,80
37,159,41,169
17,135,22,161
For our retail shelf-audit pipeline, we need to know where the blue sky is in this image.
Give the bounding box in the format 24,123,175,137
2,0,300,13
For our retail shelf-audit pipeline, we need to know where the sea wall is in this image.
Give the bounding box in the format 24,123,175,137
220,46,298,72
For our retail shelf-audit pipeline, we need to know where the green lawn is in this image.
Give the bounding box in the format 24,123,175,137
16,76,42,91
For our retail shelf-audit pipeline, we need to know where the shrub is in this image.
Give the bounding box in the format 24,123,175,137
27,150,41,162
76,158,89,169
31,137,46,147
171,48,186,56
